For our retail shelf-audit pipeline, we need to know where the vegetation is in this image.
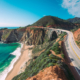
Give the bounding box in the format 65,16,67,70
32,16,75,30
51,42,61,54
76,41,80,47
30,27,42,31
32,40,56,54
61,54,64,58
76,41,80,44
59,32,66,37
17,27,26,30
13,48,61,80
12,32,75,80
71,26,80,32
2,29,12,40
67,17,80,23
25,24,31,27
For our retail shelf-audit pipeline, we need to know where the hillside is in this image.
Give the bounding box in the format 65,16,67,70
0,27,75,80
0,16,77,43
67,17,80,24
32,16,75,30
26,66,68,80
0,27,58,44
12,32,75,80
74,28,80,48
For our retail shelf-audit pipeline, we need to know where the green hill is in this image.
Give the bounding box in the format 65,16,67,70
32,16,75,30
67,17,80,23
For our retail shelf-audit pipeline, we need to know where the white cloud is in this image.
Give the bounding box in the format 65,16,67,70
61,0,80,17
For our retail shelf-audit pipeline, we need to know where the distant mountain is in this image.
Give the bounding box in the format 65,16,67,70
32,16,75,30
67,17,80,23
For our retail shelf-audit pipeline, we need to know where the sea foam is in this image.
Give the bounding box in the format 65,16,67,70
0,43,23,80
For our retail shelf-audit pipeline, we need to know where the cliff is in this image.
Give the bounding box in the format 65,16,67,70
26,66,68,80
0,27,58,44
0,30,3,41
74,28,80,41
74,28,80,48
0,28,26,43
12,32,74,80
0,16,79,43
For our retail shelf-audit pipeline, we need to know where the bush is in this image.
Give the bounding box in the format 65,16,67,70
52,59,56,63
47,63,54,67
51,43,61,54
45,49,51,55
76,41,80,44
61,54,64,58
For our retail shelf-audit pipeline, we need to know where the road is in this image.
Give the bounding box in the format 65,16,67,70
31,27,80,75
54,28,80,75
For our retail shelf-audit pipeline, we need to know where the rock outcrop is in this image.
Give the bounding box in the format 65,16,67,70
0,28,26,43
0,30,3,41
74,28,80,41
26,66,68,80
0,27,59,44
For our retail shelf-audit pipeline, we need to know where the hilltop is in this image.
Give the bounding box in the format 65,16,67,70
32,16,75,30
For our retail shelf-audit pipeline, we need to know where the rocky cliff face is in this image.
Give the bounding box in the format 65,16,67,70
26,66,68,80
0,28,26,43
73,28,80,48
0,27,59,45
20,27,58,45
74,28,80,41
0,30,3,41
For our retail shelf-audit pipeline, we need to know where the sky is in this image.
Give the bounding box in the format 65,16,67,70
0,0,80,27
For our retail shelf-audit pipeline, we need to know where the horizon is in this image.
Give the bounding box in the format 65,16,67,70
0,0,80,27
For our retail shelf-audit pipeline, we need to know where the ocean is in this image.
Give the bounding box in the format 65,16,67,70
0,42,23,80
0,27,19,29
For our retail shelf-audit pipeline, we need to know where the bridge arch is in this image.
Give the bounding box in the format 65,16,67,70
50,31,57,41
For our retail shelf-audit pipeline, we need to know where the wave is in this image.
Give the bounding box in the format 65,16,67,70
0,43,23,80
0,42,3,43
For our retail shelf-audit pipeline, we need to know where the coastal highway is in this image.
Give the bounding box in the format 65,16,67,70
32,27,80,75
53,28,80,75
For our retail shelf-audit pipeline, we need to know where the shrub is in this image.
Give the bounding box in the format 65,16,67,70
76,41,80,44
61,54,64,58
47,63,54,67
45,49,51,55
51,43,61,54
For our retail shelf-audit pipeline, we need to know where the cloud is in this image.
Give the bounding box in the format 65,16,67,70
61,0,80,17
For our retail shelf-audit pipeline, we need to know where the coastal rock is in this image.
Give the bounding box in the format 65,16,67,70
0,30,3,41
0,27,59,45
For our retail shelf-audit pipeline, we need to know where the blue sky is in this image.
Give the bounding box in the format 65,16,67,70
0,0,80,27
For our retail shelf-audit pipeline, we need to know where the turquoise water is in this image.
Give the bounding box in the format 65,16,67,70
0,43,21,73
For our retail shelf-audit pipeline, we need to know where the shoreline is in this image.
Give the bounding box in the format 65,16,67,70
0,43,23,80
5,43,33,80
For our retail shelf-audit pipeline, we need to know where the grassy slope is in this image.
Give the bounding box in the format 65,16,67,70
12,32,75,80
2,29,12,40
32,16,74,29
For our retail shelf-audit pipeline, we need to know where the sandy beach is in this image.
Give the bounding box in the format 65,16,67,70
5,44,33,80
